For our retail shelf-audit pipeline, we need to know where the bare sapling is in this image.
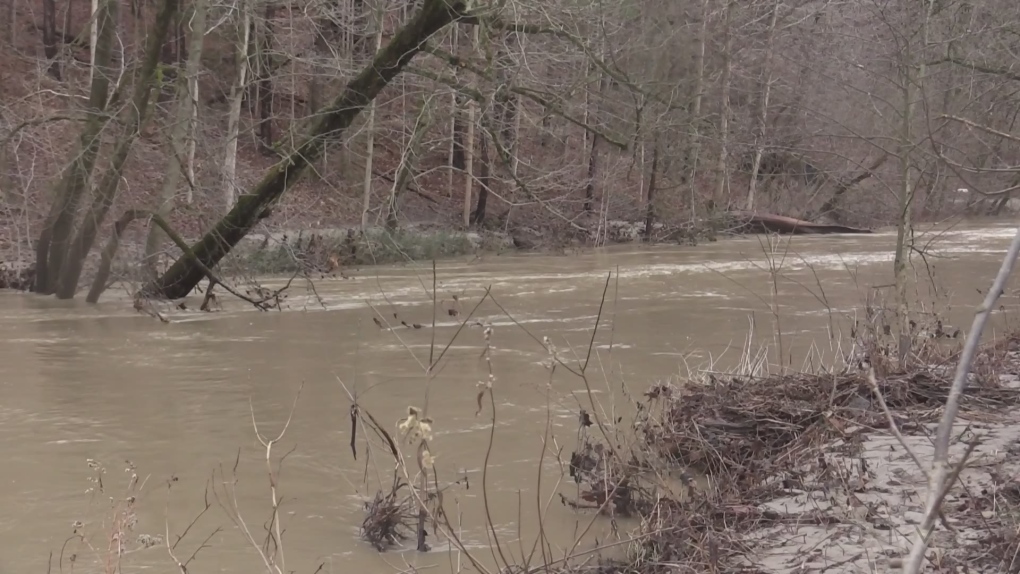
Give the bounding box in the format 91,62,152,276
902,223,1020,573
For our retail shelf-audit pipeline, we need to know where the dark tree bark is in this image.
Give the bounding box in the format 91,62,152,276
451,92,466,170
142,0,468,300
41,0,61,79
350,0,368,61
643,142,659,242
470,136,490,225
816,154,889,222
176,10,187,65
583,132,599,212
256,3,276,154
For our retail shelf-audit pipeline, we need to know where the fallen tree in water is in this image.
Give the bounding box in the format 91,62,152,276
728,211,874,235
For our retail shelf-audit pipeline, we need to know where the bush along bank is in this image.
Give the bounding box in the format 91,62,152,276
561,335,1020,574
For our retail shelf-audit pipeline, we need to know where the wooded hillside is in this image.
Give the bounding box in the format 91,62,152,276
1,0,1018,290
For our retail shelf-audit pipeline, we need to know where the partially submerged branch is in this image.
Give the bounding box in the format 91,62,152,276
88,209,287,311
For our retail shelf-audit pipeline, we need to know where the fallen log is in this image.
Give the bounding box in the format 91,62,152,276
728,211,873,235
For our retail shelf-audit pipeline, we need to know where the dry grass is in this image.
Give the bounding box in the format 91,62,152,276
638,362,1020,485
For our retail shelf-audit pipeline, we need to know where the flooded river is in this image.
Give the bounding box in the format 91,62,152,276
2,221,1019,574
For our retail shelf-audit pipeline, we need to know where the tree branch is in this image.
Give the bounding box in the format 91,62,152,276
930,56,1020,82
459,14,689,114
422,45,628,149
940,114,1020,144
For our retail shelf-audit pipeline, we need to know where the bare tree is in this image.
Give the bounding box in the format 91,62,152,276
222,0,253,214
745,0,779,211
34,0,118,294
360,0,383,229
144,0,208,278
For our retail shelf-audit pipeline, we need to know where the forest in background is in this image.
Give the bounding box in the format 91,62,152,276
0,0,1019,296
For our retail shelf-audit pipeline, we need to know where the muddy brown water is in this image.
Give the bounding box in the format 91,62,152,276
2,221,1020,574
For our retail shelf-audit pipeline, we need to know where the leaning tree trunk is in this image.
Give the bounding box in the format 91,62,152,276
55,0,182,299
142,0,468,300
34,0,116,294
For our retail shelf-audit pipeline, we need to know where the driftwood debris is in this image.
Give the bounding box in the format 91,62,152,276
729,211,873,235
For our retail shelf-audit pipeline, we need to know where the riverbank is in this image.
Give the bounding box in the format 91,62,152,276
0,218,718,291
572,334,1020,573
219,218,718,276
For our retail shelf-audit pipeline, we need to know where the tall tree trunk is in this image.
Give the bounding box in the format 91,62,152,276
142,0,468,300
893,2,932,366
714,0,734,211
34,0,117,294
745,0,779,211
462,97,476,226
449,25,466,172
644,140,659,241
386,96,435,229
582,66,607,213
6,0,16,46
471,135,491,225
55,0,182,298
584,132,599,213
256,3,276,154
222,0,252,214
495,30,518,174
143,0,207,279
89,0,99,84
41,0,60,79
687,0,710,219
184,31,200,205
350,0,367,59
462,25,478,227
360,0,383,229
